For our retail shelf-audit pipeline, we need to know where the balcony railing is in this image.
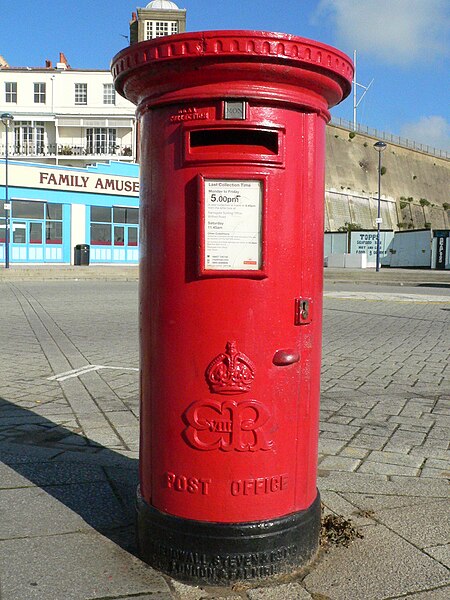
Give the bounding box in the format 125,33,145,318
0,143,134,159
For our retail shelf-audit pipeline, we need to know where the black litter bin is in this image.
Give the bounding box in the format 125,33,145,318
74,244,90,266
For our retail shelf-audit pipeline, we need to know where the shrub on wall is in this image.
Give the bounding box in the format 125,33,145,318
337,221,362,232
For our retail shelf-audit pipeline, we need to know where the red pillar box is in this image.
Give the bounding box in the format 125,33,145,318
112,31,352,585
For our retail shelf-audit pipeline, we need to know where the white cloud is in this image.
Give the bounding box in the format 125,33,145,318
316,0,449,66
400,115,450,151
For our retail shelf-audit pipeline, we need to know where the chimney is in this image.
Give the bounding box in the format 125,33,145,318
45,59,53,69
130,12,138,44
56,52,70,70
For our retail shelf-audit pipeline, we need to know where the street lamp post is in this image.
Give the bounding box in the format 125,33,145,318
1,112,14,269
373,140,387,272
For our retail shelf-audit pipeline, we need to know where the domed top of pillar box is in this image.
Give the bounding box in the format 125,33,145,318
111,30,353,120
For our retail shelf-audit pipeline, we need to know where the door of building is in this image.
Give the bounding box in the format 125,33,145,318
112,223,139,262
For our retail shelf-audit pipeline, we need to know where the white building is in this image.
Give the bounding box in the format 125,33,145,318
0,53,136,167
0,2,186,168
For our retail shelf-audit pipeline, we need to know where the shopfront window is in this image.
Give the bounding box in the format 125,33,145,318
12,200,45,219
128,226,138,247
46,221,62,244
46,203,63,244
91,223,112,245
90,206,112,245
9,200,63,246
13,222,26,243
91,206,112,223
114,226,125,246
113,207,139,224
90,205,139,246
30,222,43,244
46,203,62,221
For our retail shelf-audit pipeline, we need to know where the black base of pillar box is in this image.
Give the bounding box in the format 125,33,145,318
136,489,321,585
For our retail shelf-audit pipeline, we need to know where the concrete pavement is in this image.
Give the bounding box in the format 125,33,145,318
0,277,448,599
0,265,449,286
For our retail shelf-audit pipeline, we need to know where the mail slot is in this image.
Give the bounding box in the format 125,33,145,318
189,128,279,153
185,126,284,165
112,30,352,585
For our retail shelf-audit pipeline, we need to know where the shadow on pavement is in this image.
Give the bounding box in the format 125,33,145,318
0,397,139,556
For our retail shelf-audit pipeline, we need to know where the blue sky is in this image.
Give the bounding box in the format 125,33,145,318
1,0,449,151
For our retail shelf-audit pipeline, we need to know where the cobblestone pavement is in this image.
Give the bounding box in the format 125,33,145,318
0,281,448,600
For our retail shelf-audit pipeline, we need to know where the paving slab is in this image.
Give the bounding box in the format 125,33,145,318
320,490,376,526
106,592,173,600
324,290,450,302
317,471,449,497
319,456,361,471
357,460,420,476
424,545,450,570
0,532,170,600
0,481,127,539
303,524,450,600
169,580,244,600
388,587,450,599
0,460,107,488
374,499,450,549
247,583,313,599
341,491,442,513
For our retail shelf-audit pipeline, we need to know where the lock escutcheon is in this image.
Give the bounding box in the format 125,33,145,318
295,297,312,325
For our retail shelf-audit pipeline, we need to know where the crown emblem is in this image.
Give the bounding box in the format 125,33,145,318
206,341,255,394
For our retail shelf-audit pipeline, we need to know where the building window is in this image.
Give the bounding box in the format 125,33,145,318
90,206,112,245
30,222,43,244
46,203,63,244
128,226,138,247
90,206,139,246
86,128,117,154
12,200,45,219
145,21,155,39
8,201,63,246
155,21,169,36
0,201,6,243
34,82,46,103
103,83,115,105
145,20,178,39
113,207,139,224
5,82,17,103
75,83,87,105
13,121,45,155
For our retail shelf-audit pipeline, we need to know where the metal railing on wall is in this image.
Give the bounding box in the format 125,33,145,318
330,117,449,160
